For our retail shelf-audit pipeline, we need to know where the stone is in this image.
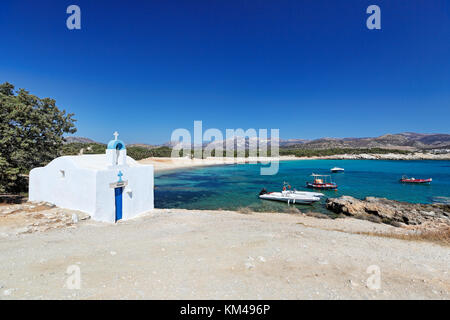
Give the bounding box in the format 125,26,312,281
245,262,255,270
1,209,15,215
3,289,12,296
348,280,359,287
15,227,31,235
78,212,90,220
326,196,450,227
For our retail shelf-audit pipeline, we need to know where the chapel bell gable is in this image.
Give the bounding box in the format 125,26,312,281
106,131,127,167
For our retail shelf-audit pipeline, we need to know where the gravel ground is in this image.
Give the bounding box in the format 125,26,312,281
0,208,449,299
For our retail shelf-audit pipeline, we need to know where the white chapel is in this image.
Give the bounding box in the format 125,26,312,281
29,132,154,223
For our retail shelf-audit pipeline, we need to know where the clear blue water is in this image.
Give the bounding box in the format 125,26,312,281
155,160,450,214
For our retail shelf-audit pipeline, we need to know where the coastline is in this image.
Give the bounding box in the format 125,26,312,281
139,153,450,172
139,156,297,173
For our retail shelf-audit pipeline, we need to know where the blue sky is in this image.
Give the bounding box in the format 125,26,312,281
1,0,449,144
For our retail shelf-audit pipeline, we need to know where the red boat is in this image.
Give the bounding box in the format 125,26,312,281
306,174,338,190
400,176,432,184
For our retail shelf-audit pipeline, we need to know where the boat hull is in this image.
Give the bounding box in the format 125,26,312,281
400,178,432,184
259,192,321,204
292,190,325,197
306,182,337,190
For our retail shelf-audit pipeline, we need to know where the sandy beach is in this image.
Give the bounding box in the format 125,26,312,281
138,156,296,172
0,207,448,299
139,153,450,172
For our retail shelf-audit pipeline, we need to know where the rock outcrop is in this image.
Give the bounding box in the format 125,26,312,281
0,202,90,237
326,196,450,227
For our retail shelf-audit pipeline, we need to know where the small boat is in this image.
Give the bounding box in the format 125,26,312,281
259,183,322,205
399,175,432,184
331,167,344,173
281,182,325,197
292,190,325,198
259,190,321,204
306,174,338,190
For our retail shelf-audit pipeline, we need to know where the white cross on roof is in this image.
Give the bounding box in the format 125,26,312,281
113,131,119,140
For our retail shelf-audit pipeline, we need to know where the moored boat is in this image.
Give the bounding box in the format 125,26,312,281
292,190,325,198
281,182,325,197
306,174,338,190
331,167,344,173
259,190,321,204
259,182,323,204
399,175,432,184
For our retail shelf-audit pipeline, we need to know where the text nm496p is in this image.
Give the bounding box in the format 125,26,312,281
180,304,271,317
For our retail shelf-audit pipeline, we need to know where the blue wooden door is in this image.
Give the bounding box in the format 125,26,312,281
114,187,123,222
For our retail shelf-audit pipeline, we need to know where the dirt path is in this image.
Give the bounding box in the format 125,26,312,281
0,209,449,299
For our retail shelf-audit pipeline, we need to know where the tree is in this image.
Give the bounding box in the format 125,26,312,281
0,82,77,193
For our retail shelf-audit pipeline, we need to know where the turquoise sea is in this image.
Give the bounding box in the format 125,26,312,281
154,160,450,214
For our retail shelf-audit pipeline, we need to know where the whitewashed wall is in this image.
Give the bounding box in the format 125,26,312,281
95,165,154,223
29,156,154,223
29,157,97,214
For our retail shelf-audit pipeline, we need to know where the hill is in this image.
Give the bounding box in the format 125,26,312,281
64,132,450,159
281,132,450,151
63,136,97,144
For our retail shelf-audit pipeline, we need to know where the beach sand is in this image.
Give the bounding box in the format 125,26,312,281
139,153,450,172
0,208,448,299
138,156,297,172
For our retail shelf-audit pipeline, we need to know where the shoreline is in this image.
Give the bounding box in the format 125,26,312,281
139,153,450,172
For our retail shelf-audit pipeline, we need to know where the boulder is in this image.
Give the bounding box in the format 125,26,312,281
0,202,91,237
326,196,450,227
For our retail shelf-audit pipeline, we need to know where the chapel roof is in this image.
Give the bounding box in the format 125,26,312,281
51,155,140,171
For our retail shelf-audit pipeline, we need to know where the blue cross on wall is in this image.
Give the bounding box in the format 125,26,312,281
117,171,123,182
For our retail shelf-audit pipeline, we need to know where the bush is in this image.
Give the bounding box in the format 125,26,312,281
61,142,106,155
0,82,76,193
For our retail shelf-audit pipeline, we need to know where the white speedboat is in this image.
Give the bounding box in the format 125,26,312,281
330,167,344,173
259,190,321,205
292,190,325,198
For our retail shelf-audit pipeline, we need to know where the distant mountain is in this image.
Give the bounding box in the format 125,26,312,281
165,132,450,151
296,133,450,151
68,132,450,151
128,143,158,149
63,137,98,144
279,139,310,147
166,137,282,151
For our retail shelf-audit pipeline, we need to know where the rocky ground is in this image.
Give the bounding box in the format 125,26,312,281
0,206,449,299
0,202,90,238
327,196,450,231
